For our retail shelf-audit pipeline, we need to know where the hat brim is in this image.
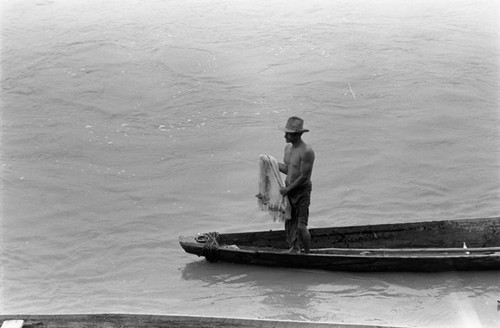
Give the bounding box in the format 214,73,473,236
280,127,309,133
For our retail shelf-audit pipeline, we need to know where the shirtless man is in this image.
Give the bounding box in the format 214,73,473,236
278,117,315,253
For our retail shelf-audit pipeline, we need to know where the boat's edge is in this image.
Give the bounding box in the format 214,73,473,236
180,235,500,257
0,314,404,328
319,216,500,241
179,216,500,254
178,216,500,271
182,216,500,241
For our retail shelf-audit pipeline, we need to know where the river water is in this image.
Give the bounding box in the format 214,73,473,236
1,0,500,327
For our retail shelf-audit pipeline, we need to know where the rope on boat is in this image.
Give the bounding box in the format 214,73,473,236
200,232,220,263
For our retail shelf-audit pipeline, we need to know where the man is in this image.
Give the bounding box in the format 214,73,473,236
278,117,315,253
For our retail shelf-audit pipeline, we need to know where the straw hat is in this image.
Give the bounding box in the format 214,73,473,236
281,116,309,133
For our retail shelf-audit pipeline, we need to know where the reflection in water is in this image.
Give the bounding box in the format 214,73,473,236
181,260,500,326
181,260,342,321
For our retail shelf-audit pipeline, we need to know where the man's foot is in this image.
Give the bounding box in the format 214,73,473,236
287,247,301,253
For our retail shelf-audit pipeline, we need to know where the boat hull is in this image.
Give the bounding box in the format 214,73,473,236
179,217,500,272
1,314,384,328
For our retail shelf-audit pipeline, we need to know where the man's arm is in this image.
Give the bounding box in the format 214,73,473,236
279,145,290,174
278,162,287,174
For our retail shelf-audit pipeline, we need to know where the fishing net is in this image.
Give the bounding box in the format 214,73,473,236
256,154,291,222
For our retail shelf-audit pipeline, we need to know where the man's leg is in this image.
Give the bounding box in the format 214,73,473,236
289,241,300,253
297,223,310,253
296,199,311,253
285,216,300,253
288,184,311,253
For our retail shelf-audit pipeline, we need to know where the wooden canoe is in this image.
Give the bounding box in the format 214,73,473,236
0,314,402,328
179,216,500,272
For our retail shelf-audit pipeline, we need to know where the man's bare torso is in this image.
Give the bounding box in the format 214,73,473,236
283,142,314,187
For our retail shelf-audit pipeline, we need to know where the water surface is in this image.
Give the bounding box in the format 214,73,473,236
1,0,500,327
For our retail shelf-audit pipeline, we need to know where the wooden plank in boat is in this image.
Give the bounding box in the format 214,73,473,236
310,246,500,255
